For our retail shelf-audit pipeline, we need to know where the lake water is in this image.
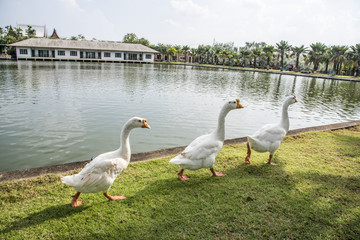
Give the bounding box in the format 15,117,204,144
1,61,360,172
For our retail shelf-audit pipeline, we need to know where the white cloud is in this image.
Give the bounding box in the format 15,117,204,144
164,19,180,26
170,0,215,17
238,0,265,9
59,0,85,12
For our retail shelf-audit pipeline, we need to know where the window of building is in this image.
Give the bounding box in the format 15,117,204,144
19,49,28,55
85,52,96,58
104,52,111,57
58,50,65,56
70,51,77,56
115,53,122,58
145,54,152,59
128,53,137,60
38,50,49,57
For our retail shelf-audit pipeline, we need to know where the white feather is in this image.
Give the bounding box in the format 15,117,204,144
62,117,149,193
247,95,297,155
170,99,243,170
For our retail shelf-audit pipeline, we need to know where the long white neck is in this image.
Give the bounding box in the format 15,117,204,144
118,121,133,162
280,100,291,133
213,106,231,141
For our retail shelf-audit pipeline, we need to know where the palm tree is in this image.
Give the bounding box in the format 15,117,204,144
276,40,291,71
245,41,255,50
240,48,252,67
196,45,206,63
348,44,360,77
203,45,212,64
190,48,197,63
211,45,221,65
330,45,349,75
208,47,216,64
155,43,168,61
308,42,327,73
291,45,307,71
322,47,331,74
252,48,262,68
229,52,239,66
245,41,266,51
182,45,190,63
166,46,177,62
174,45,182,62
219,51,231,65
262,45,275,70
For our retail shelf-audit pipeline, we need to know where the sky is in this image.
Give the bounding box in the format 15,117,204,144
1,0,359,48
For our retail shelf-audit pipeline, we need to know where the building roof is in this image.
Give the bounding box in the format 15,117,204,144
10,38,158,53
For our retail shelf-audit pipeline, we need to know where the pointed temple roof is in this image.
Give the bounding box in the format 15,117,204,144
49,29,60,39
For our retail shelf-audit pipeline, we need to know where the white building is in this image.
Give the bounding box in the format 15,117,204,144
10,38,158,63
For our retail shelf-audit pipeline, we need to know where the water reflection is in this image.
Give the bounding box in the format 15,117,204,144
0,61,360,172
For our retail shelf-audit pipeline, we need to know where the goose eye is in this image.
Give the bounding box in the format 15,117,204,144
138,120,141,122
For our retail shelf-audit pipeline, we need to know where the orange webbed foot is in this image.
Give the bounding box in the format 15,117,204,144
210,168,226,177
71,200,83,207
104,192,126,201
178,175,190,181
264,161,277,165
211,172,226,177
71,192,82,207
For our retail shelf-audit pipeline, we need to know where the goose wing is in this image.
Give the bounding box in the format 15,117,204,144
181,135,223,161
80,151,118,174
251,124,287,142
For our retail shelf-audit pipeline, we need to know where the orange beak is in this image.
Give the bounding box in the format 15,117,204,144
236,99,244,108
293,94,298,103
141,119,151,129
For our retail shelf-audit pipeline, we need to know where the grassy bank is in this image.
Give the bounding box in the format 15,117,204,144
1,127,360,239
159,62,360,82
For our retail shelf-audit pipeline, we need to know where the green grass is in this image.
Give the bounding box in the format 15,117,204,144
159,62,360,80
1,127,360,239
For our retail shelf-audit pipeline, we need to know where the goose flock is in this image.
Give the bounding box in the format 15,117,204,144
62,95,297,207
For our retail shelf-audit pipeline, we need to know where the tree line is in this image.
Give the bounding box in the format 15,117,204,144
1,26,359,77
149,40,360,77
123,33,359,77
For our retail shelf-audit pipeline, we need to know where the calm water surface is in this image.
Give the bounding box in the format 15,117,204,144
1,61,360,171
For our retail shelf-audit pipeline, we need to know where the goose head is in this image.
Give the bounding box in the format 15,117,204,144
226,99,244,110
288,94,298,105
129,117,151,129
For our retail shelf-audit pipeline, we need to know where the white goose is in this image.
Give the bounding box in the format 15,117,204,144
245,95,297,165
62,117,150,207
169,99,244,181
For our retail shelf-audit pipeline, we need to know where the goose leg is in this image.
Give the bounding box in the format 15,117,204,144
265,154,277,165
104,192,126,201
245,142,251,163
71,192,82,207
210,168,226,177
177,169,190,181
